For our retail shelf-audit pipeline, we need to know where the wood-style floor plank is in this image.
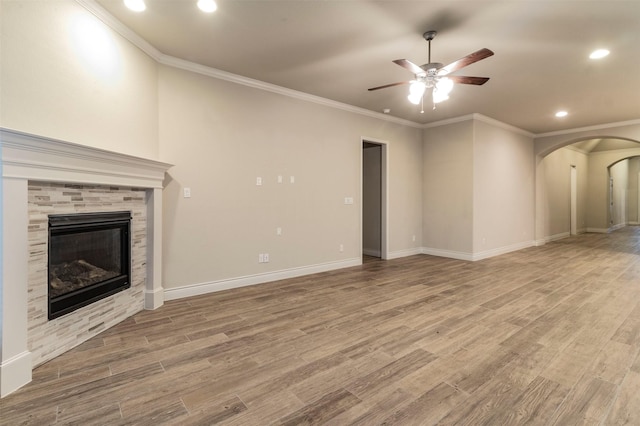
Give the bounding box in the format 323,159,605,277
2,227,640,425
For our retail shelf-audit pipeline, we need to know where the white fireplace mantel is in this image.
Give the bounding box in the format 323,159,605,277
0,128,172,397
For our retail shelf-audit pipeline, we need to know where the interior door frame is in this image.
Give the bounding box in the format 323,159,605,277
361,137,388,260
609,175,614,227
570,165,577,235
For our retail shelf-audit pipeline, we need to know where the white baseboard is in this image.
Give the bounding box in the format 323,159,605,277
422,240,535,262
587,227,609,233
628,221,639,226
536,230,595,246
0,350,32,397
610,223,625,232
144,288,164,310
386,247,422,260
535,231,570,246
164,258,362,301
421,247,473,261
470,240,535,261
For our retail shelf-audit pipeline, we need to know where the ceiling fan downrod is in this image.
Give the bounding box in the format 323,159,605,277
423,30,437,65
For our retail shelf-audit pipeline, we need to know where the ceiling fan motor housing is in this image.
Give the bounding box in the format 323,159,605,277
421,63,444,72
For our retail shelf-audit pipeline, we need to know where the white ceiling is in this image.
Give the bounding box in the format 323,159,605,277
94,0,640,134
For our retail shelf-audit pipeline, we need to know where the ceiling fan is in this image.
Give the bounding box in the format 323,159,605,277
368,31,494,111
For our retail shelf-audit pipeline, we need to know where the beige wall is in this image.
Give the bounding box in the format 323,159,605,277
539,147,589,239
1,1,424,293
473,120,534,254
422,120,474,254
4,1,638,298
0,1,158,158
422,118,535,258
157,65,423,289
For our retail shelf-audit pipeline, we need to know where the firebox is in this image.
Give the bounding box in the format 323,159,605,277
48,211,131,319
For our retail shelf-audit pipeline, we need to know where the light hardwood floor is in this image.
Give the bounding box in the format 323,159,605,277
2,228,640,425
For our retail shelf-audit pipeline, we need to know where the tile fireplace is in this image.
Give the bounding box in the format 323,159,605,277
48,211,132,320
0,128,172,397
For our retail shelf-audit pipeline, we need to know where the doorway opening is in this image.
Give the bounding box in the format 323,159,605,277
609,175,614,227
362,140,387,260
570,165,577,235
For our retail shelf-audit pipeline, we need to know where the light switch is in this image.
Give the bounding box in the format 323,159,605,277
277,175,283,184
256,177,263,186
290,176,295,184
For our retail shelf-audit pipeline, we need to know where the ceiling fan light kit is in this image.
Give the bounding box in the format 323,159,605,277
124,0,146,12
124,0,218,14
369,30,494,111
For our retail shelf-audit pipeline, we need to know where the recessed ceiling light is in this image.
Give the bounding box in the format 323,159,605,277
589,49,610,59
197,0,218,13
124,0,146,12
555,111,568,118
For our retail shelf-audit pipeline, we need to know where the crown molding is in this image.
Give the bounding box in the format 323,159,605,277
534,119,640,139
75,1,639,137
563,144,590,156
158,55,423,129
472,114,535,138
421,113,534,138
76,0,422,129
75,0,163,61
586,147,640,158
422,114,475,129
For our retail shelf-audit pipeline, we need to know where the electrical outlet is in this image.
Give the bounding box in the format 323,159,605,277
264,253,269,262
256,177,263,186
277,175,283,184
412,235,416,242
258,253,264,263
339,244,344,252
183,187,191,198
276,227,282,236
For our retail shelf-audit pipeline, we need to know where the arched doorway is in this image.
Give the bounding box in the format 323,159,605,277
535,127,640,244
606,156,640,231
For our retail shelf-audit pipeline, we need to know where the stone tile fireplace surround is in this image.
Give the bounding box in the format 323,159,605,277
0,128,172,397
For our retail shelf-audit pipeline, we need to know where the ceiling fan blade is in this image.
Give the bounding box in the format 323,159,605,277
368,81,410,91
393,59,425,75
447,76,490,85
437,48,494,76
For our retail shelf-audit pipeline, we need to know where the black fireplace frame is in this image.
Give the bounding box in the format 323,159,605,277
48,211,132,320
